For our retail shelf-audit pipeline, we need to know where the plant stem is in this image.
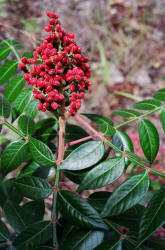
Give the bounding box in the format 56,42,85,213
64,135,96,149
0,119,27,140
74,114,123,154
114,91,143,102
51,114,66,249
104,219,139,248
3,40,21,62
74,114,165,178
115,104,165,129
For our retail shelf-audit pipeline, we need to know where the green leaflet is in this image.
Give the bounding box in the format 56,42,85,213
12,88,32,121
138,185,165,246
0,94,10,118
77,157,125,192
138,119,159,164
1,140,28,176
82,113,115,136
14,176,52,200
0,47,10,62
60,140,105,171
18,115,35,135
4,75,25,102
29,137,55,167
101,172,149,217
112,109,141,118
133,99,161,110
13,221,52,249
0,60,17,85
60,230,104,250
58,190,108,230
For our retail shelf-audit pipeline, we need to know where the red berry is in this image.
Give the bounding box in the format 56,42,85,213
49,18,55,25
21,57,28,64
68,33,74,39
23,73,30,80
51,102,58,110
45,25,51,32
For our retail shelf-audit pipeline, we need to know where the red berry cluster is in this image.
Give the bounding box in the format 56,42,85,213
19,11,91,115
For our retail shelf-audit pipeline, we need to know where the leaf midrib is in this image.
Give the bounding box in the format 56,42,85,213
6,77,24,101
59,192,102,226
30,138,55,164
17,222,51,247
139,193,165,244
103,172,148,216
4,142,26,174
80,158,124,189
0,61,17,82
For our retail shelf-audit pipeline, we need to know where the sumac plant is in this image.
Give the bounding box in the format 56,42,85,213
0,11,165,250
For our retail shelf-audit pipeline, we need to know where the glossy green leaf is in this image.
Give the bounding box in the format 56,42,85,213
0,94,10,118
1,140,28,176
0,179,22,208
18,115,35,135
25,99,38,119
0,220,10,241
4,200,26,233
39,128,57,143
101,172,149,217
58,190,108,230
21,200,45,225
150,179,161,190
138,185,165,246
13,221,52,249
87,191,111,213
94,236,121,250
111,204,145,231
12,88,32,121
34,118,56,141
77,157,125,192
112,130,134,166
112,109,141,118
153,88,165,101
60,230,104,250
82,113,115,136
65,124,89,156
4,75,25,102
29,137,55,167
125,151,149,165
143,237,165,250
17,161,40,179
65,124,89,143
63,170,87,184
22,51,33,58
14,176,52,200
0,40,24,50
60,141,105,171
0,60,17,85
0,47,10,61
138,119,159,164
138,191,153,206
160,110,165,134
133,99,161,110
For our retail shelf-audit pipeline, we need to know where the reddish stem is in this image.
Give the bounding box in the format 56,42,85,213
65,135,96,149
74,114,106,142
57,129,63,164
